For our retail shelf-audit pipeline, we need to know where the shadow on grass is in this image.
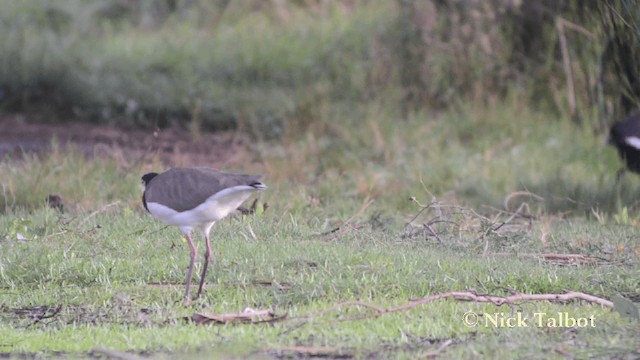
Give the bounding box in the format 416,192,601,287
516,174,640,217
456,169,640,218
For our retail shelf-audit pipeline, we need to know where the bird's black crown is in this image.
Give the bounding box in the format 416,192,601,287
141,172,159,186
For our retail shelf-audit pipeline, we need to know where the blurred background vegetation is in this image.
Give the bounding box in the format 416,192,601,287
1,0,640,217
1,0,638,134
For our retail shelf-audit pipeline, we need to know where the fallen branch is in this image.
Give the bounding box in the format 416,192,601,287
395,291,613,311
493,253,610,265
297,291,613,323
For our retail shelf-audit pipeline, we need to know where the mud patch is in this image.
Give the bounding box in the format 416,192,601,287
0,114,255,167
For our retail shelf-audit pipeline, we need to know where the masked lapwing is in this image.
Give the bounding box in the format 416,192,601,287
141,167,266,301
609,112,640,179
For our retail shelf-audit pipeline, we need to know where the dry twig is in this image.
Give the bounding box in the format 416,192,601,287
493,253,610,265
292,291,613,323
318,195,375,241
78,201,121,226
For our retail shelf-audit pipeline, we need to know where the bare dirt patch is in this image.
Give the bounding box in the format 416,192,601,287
0,114,255,167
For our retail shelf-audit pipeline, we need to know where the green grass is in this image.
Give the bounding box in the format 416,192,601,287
0,204,638,357
1,100,640,357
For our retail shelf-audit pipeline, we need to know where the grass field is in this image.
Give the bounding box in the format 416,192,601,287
1,101,639,358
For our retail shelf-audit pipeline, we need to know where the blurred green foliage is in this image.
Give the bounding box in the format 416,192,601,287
0,0,638,135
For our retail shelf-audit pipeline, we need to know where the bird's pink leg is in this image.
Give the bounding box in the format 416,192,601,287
184,231,197,302
196,222,215,299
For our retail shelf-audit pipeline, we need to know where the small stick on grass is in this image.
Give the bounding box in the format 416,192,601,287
493,253,610,265
77,201,121,226
319,195,374,241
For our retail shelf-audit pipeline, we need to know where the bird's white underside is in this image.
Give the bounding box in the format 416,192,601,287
146,185,258,231
624,136,640,150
